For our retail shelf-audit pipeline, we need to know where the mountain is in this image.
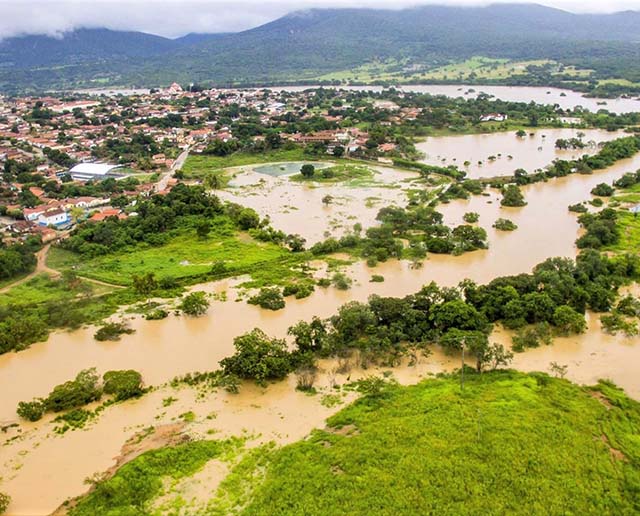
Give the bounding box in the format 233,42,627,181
0,28,176,68
1,3,640,93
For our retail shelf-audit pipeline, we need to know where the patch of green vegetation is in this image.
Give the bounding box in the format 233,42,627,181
182,148,307,177
0,273,104,308
606,210,640,254
290,164,374,184
235,371,640,515
69,439,243,516
48,228,289,286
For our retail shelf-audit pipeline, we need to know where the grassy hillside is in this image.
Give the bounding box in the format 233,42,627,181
69,371,640,514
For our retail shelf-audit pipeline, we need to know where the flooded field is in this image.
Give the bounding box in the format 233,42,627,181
216,164,418,243
416,128,623,180
2,132,640,514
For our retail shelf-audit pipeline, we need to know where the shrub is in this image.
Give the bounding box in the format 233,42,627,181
332,272,352,290
553,306,587,336
568,203,588,213
370,275,385,283
283,282,315,299
248,287,286,310
511,323,553,352
94,322,135,342
300,164,315,178
493,218,518,231
180,292,210,316
590,183,615,197
17,399,46,421
463,212,480,223
601,313,638,337
145,309,169,320
103,370,144,401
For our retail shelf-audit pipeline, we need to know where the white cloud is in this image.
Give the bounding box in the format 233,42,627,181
0,0,638,40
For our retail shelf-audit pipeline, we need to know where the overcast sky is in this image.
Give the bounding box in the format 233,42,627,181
1,0,640,40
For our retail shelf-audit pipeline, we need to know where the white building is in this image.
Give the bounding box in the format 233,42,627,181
38,209,70,227
66,163,125,182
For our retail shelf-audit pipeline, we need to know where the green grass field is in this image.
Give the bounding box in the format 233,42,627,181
69,371,640,515
47,226,289,286
182,149,309,178
0,274,110,308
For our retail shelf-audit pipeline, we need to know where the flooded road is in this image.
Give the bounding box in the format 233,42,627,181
2,139,640,514
416,128,622,180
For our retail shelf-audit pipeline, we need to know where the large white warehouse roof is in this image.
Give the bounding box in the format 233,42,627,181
69,163,123,176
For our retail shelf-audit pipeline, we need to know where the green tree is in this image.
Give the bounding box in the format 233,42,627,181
103,370,144,401
132,272,158,297
553,305,587,335
17,399,46,421
220,329,294,385
180,292,210,316
501,185,527,207
300,164,316,178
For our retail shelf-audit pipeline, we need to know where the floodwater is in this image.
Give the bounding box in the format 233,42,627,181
416,128,623,180
216,164,417,243
275,84,640,114
3,140,640,514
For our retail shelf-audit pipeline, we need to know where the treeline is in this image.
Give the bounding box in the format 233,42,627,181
59,184,263,257
0,236,40,281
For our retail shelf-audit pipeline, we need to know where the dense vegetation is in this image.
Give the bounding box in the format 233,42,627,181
234,371,640,515
59,184,262,257
0,236,40,281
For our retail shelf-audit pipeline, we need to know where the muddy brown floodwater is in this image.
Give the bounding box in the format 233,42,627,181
2,146,640,515
415,128,623,180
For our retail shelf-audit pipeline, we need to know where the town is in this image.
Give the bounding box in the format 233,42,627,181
0,83,441,244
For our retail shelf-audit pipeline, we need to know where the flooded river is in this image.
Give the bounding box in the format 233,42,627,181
2,139,640,514
416,128,623,180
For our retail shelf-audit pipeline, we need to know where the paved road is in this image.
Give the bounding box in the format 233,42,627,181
156,146,190,192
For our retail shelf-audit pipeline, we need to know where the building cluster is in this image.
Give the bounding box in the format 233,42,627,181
0,84,426,242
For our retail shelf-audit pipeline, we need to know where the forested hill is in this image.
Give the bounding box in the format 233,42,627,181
1,3,640,93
